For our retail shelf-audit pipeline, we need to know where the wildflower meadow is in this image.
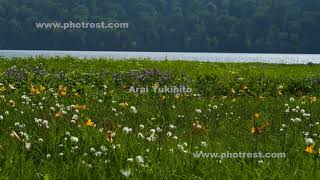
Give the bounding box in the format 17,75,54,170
0,57,320,179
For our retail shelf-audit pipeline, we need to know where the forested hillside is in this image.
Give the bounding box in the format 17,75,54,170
0,0,319,53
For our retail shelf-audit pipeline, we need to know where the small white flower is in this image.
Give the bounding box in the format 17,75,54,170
136,155,144,164
70,136,79,143
169,124,176,129
38,138,44,143
9,84,15,90
130,106,138,114
101,146,107,152
59,153,64,156
0,115,3,120
94,151,102,157
291,118,301,122
305,137,315,145
72,114,78,120
123,127,133,134
127,158,134,163
201,141,207,147
138,132,145,139
25,143,31,150
139,124,145,129
120,169,131,177
195,109,202,114
167,131,172,137
46,154,51,159
156,127,162,132
42,120,50,128
177,144,184,151
150,129,156,134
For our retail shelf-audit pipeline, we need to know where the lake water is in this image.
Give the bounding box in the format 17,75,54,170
1,50,320,64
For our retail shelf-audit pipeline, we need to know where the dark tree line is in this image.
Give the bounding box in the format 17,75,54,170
0,0,320,53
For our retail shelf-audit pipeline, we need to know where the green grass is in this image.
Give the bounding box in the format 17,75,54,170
0,57,320,179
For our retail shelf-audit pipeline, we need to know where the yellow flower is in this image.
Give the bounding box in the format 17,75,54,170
230,88,236,94
119,102,128,108
39,85,46,92
258,96,266,100
72,89,80,97
55,111,62,118
251,120,270,134
73,104,87,110
255,113,260,119
106,131,114,143
174,94,180,100
305,144,316,154
84,118,95,127
192,121,207,133
153,82,160,89
58,85,67,97
31,85,40,95
160,95,166,102
310,96,317,103
251,127,259,134
0,86,6,92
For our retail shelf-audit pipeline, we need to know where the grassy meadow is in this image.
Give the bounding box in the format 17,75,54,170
1,57,320,179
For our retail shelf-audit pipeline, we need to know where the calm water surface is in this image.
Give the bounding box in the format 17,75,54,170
1,50,320,64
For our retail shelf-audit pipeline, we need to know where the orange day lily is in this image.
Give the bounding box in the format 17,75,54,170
251,120,270,134
84,118,96,127
305,144,316,155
